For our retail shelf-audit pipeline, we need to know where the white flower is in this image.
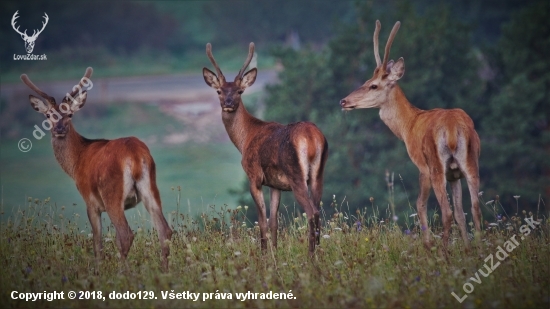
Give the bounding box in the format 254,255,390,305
486,200,494,205
410,213,418,217
234,251,242,256
322,234,330,239
105,238,112,242
334,260,343,266
513,195,520,199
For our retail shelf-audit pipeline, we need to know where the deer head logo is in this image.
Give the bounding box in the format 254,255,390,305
11,10,49,54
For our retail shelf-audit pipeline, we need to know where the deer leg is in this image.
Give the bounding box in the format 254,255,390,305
137,176,173,272
105,204,134,260
430,170,453,251
451,179,470,250
291,182,317,256
310,169,324,246
249,181,268,251
269,188,281,248
466,173,481,233
417,172,432,250
86,206,103,260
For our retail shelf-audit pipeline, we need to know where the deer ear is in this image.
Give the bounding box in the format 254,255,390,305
203,67,221,88
387,57,405,82
240,68,257,89
29,95,51,114
70,91,87,112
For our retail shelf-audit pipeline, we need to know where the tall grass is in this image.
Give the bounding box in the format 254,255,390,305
1,192,548,308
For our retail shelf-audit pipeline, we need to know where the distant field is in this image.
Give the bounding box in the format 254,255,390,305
0,101,245,229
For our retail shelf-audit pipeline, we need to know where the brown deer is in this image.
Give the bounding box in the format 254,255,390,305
21,68,173,270
339,21,481,251
202,43,329,255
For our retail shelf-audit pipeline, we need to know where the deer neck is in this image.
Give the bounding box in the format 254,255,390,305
51,124,87,180
221,102,262,154
379,85,420,141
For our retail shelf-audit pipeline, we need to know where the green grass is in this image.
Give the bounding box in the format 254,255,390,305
0,196,548,308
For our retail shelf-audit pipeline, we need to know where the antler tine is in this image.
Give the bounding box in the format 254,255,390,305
206,43,226,83
66,67,94,99
382,21,401,68
373,20,382,67
235,42,255,82
20,73,55,105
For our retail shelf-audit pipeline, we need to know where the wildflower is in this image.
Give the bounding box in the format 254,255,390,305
236,205,242,210
410,213,417,217
25,266,32,274
415,276,421,282
421,225,427,231
513,195,520,199
497,214,502,220
323,235,330,239
334,227,342,231
486,200,494,205
364,237,369,242
404,229,411,235
105,238,112,242
356,221,362,231
478,191,483,197
244,205,248,210
334,260,343,266
62,275,67,284
393,215,398,222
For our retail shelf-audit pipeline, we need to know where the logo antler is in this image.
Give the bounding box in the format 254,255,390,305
11,11,49,54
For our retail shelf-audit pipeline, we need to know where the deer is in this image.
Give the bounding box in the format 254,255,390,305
12,10,49,54
21,67,173,271
339,21,482,252
202,43,329,256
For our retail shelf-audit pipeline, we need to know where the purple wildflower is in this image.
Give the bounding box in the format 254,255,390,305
405,229,411,235
25,266,32,274
356,221,362,231
62,275,68,284
421,225,427,231
415,276,421,282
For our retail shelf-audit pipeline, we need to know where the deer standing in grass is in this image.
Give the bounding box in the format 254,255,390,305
21,68,172,270
339,21,481,251
202,43,329,255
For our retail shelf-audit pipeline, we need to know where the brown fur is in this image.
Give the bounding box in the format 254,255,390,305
203,43,329,255
22,68,173,271
340,21,481,253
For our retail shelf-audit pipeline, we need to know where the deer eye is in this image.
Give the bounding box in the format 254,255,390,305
216,90,221,95
237,90,244,94
370,85,378,90
68,114,73,118
46,114,50,118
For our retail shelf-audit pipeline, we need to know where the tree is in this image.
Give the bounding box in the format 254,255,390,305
481,0,550,208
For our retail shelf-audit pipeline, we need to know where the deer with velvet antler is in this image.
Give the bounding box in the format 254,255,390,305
20,68,173,271
202,43,329,256
340,21,482,252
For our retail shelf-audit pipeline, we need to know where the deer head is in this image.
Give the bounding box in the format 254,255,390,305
12,11,49,54
22,67,93,138
203,43,257,113
340,21,404,110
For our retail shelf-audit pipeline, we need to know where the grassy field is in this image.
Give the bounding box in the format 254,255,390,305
0,195,548,308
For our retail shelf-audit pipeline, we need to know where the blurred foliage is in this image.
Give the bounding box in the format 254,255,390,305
481,0,550,207
232,0,548,220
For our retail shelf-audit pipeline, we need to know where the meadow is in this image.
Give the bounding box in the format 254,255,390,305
0,191,548,308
